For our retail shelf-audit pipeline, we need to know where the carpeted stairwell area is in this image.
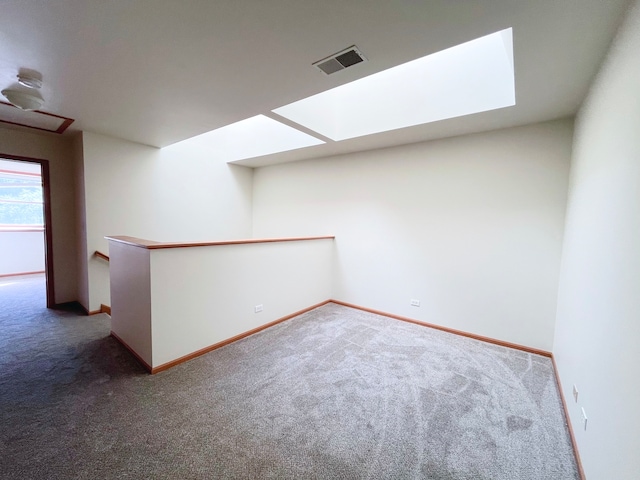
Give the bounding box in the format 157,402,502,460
0,274,579,479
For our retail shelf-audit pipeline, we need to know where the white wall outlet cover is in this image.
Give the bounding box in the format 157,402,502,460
410,299,420,307
254,304,263,313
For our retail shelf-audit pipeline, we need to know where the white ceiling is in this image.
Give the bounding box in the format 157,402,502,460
0,0,632,167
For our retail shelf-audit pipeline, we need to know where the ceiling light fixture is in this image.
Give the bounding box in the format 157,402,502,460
17,72,43,89
1,69,45,111
1,89,45,111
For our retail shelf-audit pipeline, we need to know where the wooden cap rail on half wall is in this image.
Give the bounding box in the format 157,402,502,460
104,235,336,249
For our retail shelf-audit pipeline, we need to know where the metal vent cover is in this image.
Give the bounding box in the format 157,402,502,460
313,46,367,75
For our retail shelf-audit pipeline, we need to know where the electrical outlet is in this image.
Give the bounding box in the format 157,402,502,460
410,299,420,307
581,407,588,431
254,304,263,313
573,385,579,403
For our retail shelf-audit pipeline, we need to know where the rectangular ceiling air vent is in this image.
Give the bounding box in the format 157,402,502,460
313,46,367,75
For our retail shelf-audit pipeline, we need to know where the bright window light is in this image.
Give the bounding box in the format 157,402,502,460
273,28,515,141
181,114,324,162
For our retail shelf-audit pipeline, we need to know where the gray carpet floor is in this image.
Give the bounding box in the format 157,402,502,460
0,274,579,479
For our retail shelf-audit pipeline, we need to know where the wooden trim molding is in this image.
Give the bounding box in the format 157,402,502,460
150,300,331,374
41,159,55,308
0,270,45,278
94,251,110,262
106,294,583,475
110,331,152,373
105,235,335,250
88,304,111,316
332,300,583,475
551,356,586,480
55,117,75,134
118,297,554,374
0,101,75,134
332,300,583,476
0,153,55,307
330,299,553,357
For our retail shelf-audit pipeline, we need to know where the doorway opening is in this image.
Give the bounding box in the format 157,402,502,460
0,154,55,307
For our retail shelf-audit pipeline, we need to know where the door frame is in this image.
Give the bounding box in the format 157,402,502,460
0,153,55,307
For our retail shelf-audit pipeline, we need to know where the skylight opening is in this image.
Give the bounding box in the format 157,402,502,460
170,29,514,163
273,28,515,141
175,114,324,163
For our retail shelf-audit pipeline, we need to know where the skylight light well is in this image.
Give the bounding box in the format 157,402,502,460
273,28,515,141
172,29,514,164
180,114,324,163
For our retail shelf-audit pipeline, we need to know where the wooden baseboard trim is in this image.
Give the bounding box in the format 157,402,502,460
151,300,332,374
329,299,552,358
551,355,585,480
0,270,45,278
108,297,581,475
327,301,584,472
113,296,550,371
88,304,111,316
110,331,152,373
328,301,584,473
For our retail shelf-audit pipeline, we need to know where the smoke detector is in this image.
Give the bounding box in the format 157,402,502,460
313,46,367,75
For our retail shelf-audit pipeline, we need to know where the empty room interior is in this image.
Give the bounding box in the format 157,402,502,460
1,1,639,478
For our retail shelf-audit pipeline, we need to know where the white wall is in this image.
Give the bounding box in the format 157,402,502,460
253,120,573,351
108,237,333,369
109,240,152,366
150,238,334,367
0,231,45,275
553,1,640,478
0,127,78,303
80,131,254,312
72,133,90,309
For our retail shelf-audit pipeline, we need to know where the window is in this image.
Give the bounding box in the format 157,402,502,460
0,167,44,231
